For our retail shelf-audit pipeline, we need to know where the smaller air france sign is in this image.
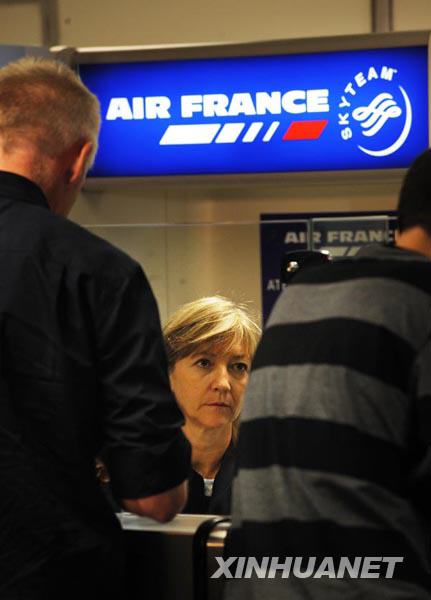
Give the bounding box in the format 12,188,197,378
79,46,429,177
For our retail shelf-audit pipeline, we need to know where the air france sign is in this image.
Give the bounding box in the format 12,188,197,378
260,212,397,322
79,46,428,177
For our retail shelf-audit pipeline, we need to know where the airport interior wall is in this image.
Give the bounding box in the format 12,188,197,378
1,0,431,322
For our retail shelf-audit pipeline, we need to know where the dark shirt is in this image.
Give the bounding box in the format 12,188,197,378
182,442,236,514
0,171,190,592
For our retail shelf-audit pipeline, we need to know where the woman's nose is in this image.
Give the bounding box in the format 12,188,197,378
211,365,231,391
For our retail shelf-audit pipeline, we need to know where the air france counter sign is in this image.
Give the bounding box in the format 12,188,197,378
79,46,429,177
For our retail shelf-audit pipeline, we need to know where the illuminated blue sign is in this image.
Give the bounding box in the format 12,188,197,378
79,46,429,177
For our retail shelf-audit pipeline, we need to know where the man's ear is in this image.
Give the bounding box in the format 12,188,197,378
68,140,93,185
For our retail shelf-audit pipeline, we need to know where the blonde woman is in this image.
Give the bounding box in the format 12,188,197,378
164,296,260,514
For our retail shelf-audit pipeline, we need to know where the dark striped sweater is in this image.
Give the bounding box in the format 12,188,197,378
225,244,431,599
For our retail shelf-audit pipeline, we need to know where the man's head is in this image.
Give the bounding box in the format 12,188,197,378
0,57,100,215
398,149,431,234
396,149,431,258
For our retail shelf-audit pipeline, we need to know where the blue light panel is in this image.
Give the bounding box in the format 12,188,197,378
79,46,429,177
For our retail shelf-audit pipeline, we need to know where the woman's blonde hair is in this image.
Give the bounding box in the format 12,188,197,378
164,295,261,369
163,296,261,440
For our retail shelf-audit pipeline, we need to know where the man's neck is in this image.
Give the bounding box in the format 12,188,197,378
0,147,76,216
395,226,431,260
0,146,52,203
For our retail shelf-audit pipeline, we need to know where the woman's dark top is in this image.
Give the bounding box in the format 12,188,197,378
101,442,237,515
182,442,236,515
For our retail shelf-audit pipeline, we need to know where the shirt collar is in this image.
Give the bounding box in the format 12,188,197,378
0,170,50,211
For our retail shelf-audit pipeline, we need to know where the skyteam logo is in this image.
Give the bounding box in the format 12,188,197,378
338,65,412,158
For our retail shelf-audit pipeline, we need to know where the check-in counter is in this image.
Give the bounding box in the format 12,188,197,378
118,513,230,600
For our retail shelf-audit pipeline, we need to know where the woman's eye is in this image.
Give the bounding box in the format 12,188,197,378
196,358,211,368
231,362,249,373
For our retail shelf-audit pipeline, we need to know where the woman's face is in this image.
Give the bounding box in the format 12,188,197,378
169,343,251,431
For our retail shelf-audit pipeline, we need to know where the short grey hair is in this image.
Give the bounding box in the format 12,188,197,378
0,57,100,164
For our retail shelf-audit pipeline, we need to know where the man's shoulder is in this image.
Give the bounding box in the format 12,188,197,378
268,250,431,328
28,208,140,284
286,250,431,292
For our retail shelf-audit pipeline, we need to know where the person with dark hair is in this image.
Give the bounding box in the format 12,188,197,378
0,57,190,600
225,148,431,599
397,148,431,238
